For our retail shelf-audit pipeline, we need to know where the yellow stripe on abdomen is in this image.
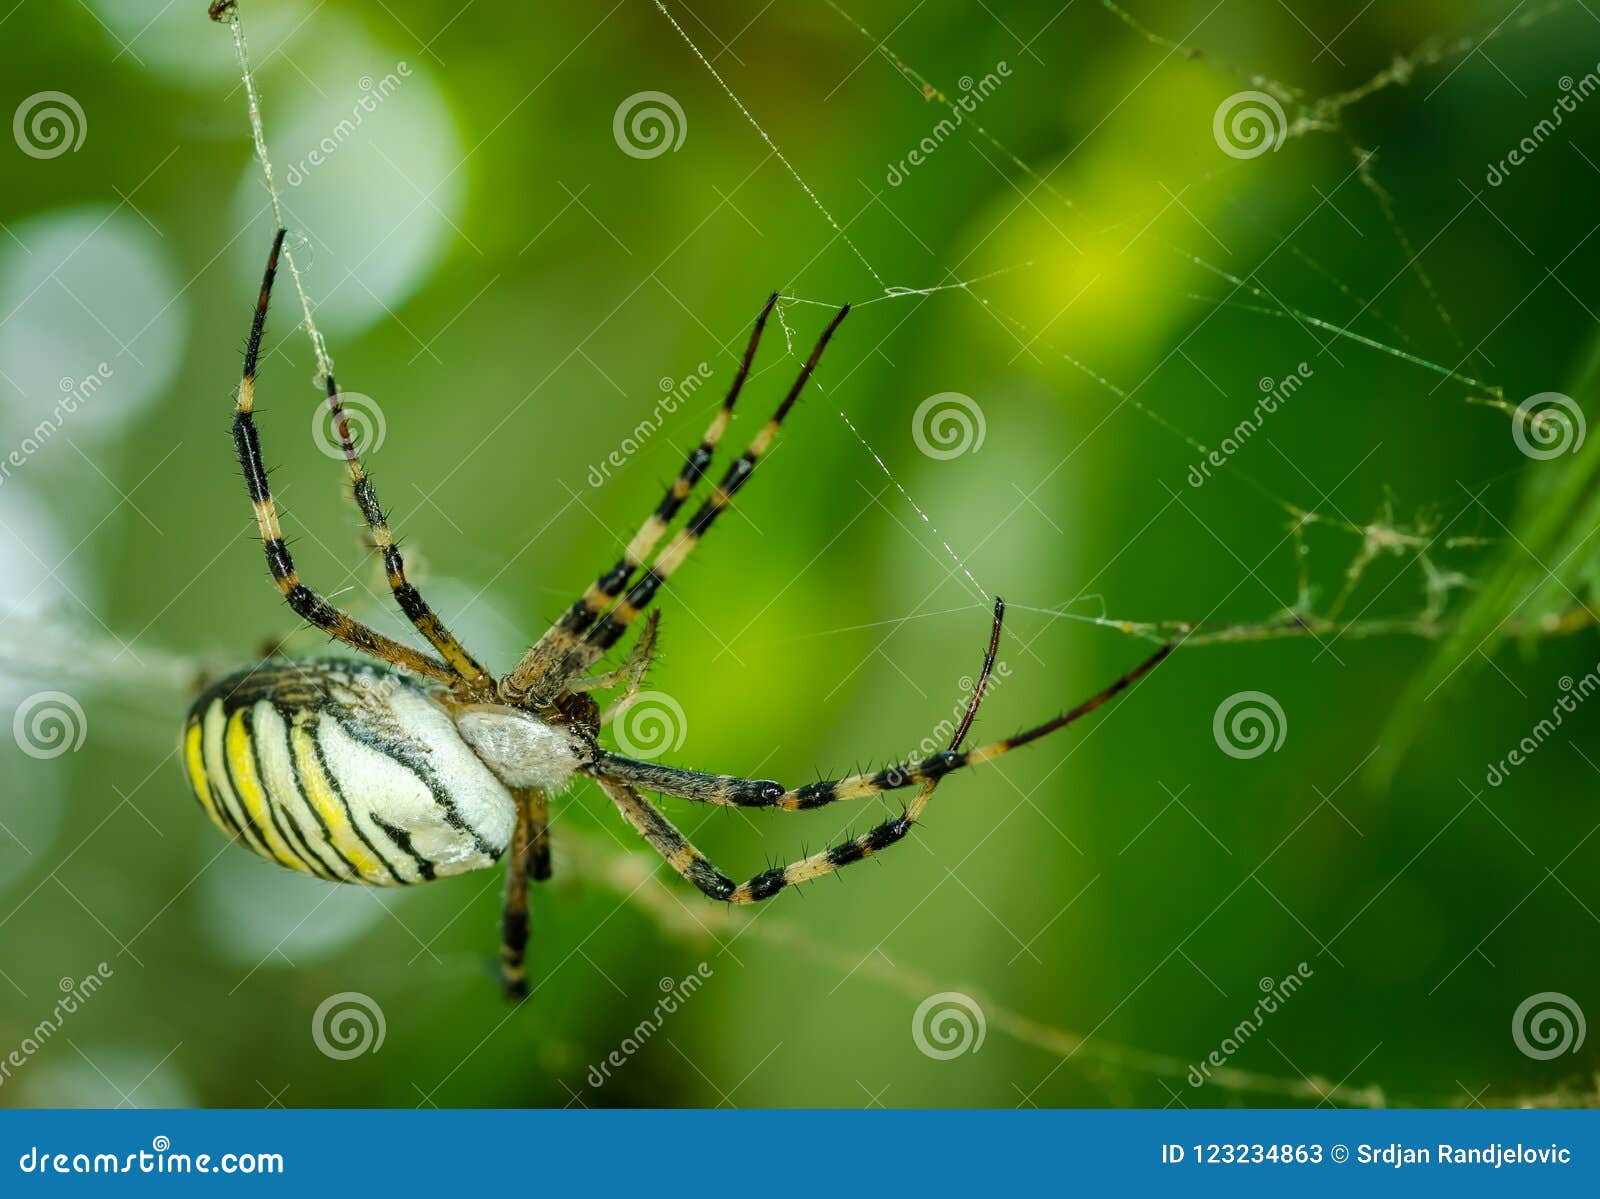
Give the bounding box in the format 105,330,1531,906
225,709,313,875
183,715,234,838
288,718,385,883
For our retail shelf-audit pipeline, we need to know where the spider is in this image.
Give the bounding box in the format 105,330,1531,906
181,227,1172,999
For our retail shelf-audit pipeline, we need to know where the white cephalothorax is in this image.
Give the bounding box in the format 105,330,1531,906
452,705,588,791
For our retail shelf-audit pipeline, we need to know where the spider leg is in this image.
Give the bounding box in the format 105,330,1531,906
500,792,534,999
899,595,1006,819
500,295,779,706
571,610,660,696
596,608,1161,906
323,372,493,693
524,785,552,882
596,774,916,904
596,614,660,726
950,597,1006,748
231,229,457,686
551,303,850,687
500,786,552,1000
589,640,1171,810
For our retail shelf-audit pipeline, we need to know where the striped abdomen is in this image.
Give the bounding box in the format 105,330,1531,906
181,660,517,885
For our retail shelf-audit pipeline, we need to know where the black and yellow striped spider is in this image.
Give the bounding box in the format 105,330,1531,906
182,228,1171,998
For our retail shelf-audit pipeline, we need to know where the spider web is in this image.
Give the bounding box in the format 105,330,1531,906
210,0,1586,660
643,0,1589,676
212,0,1544,655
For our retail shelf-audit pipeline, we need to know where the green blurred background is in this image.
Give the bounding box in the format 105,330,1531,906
2,0,1598,1108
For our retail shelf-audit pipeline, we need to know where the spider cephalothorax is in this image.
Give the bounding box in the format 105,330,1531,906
183,227,1170,998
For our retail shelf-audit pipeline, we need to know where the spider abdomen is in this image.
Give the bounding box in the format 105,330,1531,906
181,660,517,886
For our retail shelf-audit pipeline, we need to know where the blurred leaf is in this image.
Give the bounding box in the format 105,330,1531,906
1376,323,1600,781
